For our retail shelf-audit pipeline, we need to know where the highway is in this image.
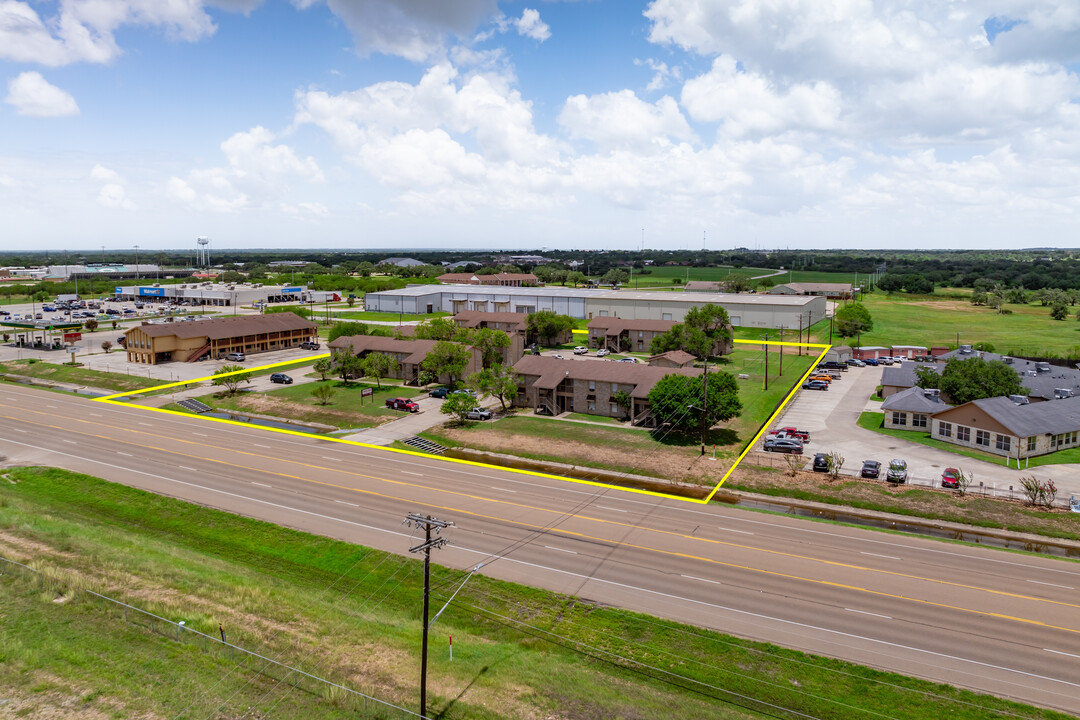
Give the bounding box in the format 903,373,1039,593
1,383,1079,714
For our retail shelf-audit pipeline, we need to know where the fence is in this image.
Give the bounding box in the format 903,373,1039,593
0,555,425,720
744,451,1071,508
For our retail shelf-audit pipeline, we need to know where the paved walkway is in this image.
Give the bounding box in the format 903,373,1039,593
341,393,502,446
772,364,1080,501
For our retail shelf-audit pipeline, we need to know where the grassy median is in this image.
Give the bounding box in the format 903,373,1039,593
0,466,1068,720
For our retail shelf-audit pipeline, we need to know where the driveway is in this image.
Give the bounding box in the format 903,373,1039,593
772,364,1080,503
341,392,502,446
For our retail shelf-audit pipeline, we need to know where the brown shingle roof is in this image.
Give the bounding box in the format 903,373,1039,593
437,273,477,284
512,355,702,398
452,310,528,330
128,312,315,340
328,335,440,364
648,350,697,366
586,317,678,334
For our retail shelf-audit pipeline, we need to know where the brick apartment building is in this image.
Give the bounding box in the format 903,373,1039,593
123,312,316,364
327,335,482,385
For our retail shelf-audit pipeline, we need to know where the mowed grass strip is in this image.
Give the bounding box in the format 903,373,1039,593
0,358,162,392
0,466,1065,720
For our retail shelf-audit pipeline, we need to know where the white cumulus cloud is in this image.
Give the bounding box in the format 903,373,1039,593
89,163,134,209
559,90,695,150
5,71,79,117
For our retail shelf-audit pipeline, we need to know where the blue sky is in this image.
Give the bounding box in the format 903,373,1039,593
2,1,1080,253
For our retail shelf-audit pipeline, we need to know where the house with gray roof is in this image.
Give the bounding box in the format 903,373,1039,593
378,257,426,267
879,351,1080,402
930,395,1080,458
880,387,951,430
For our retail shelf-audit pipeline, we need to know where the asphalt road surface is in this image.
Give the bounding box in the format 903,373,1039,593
2,384,1079,714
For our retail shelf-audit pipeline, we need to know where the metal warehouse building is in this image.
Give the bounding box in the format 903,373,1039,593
112,282,313,307
364,285,825,329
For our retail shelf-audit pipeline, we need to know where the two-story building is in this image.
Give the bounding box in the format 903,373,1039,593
451,311,528,361
327,335,482,385
123,312,317,364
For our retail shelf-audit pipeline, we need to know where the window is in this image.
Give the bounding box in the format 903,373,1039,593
588,401,595,412
956,425,970,442
662,313,672,321
1027,436,1037,452
611,383,618,393
638,331,643,338
891,411,907,426
995,434,1011,452
610,403,618,414
975,430,990,447
588,380,595,392
912,413,927,428
938,422,952,438
599,310,608,317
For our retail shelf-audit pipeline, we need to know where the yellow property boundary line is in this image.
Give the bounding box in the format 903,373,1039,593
93,339,831,505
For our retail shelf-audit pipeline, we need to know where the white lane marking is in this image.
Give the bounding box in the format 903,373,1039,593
116,451,132,456
139,422,152,427
860,552,901,560
595,505,626,512
545,546,578,554
46,405,57,409
179,467,197,472
846,608,892,619
335,500,359,507
1045,649,1080,660
90,413,102,417
322,456,341,462
682,575,721,585
719,527,754,535
402,471,423,477
254,444,270,449
12,428,26,433
193,433,207,437
490,486,516,492
62,440,77,444
251,482,271,488
1027,580,1074,590
8,433,1080,697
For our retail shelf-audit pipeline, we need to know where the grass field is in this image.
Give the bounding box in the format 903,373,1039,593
0,358,163,392
0,466,1064,720
856,411,1080,469
850,294,1080,357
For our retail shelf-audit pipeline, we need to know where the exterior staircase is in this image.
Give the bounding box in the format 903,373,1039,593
401,436,446,455
177,399,212,414
187,343,212,362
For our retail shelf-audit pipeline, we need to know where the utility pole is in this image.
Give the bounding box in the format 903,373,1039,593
700,357,709,456
763,334,769,391
134,245,140,281
778,329,783,376
405,513,454,720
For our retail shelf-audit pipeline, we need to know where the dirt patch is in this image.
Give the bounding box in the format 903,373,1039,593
221,394,392,429
0,674,154,720
902,300,972,311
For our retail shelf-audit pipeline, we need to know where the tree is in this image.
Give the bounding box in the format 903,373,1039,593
565,271,587,287
83,318,99,332
466,364,519,410
724,274,753,293
834,302,873,343
601,268,630,286
684,304,733,355
1019,475,1057,508
440,391,476,423
1051,303,1069,321
361,351,397,389
463,327,511,367
650,324,711,358
421,341,472,385
526,310,574,346
611,390,632,417
951,468,974,497
212,364,252,396
310,384,336,405
647,371,742,434
312,357,333,381
914,357,1023,405
333,348,364,383
876,273,904,292
328,321,369,342
100,340,112,353
346,296,356,308
826,451,845,480
414,317,458,341
970,291,988,306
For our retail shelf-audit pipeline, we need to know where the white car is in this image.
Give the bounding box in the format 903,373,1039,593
573,346,588,355
596,349,610,357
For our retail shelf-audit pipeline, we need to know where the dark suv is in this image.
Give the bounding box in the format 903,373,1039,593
270,373,293,384
300,341,320,350
812,453,829,472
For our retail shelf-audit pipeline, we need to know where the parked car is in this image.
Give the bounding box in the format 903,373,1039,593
846,358,865,367
807,374,833,384
552,353,564,359
878,357,894,365
941,467,962,489
764,437,804,454
802,380,829,391
428,387,450,399
863,357,879,366
818,360,847,371
465,408,493,421
573,346,588,355
450,389,476,397
269,373,293,384
224,352,246,361
300,341,320,350
385,397,420,412
596,348,610,357
812,453,830,472
770,427,810,442
886,459,908,484
617,357,637,363
860,460,881,479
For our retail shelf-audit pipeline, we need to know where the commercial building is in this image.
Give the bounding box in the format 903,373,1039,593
123,312,317,364
931,396,1080,459
364,285,825,330
881,387,951,430
512,355,702,425
437,273,538,287
768,282,854,299
112,282,314,308
327,335,482,385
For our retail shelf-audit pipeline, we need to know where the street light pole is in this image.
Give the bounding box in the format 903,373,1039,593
134,245,140,281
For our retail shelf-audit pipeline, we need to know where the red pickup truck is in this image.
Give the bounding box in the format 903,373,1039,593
768,426,810,443
385,397,420,413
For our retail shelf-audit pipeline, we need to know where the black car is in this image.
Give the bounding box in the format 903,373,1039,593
860,460,881,478
428,387,450,398
764,438,804,454
300,341,320,350
812,453,829,472
270,373,292,384
802,380,829,391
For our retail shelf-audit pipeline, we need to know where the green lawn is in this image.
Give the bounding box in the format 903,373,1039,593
0,358,162,392
564,412,624,425
852,294,1080,357
1,467,1060,719
857,411,1080,469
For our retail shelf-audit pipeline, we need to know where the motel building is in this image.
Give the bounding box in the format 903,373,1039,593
123,312,317,364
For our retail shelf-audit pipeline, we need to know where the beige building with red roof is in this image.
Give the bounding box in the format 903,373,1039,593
437,272,538,287
122,312,317,364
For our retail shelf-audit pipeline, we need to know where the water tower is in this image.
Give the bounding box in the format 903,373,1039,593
196,236,210,269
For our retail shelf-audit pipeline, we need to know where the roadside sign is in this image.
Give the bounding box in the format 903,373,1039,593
361,387,374,397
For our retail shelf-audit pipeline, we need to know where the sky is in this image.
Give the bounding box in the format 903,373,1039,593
2,1,1080,253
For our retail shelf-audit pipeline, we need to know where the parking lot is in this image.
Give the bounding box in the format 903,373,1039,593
770,362,1080,504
